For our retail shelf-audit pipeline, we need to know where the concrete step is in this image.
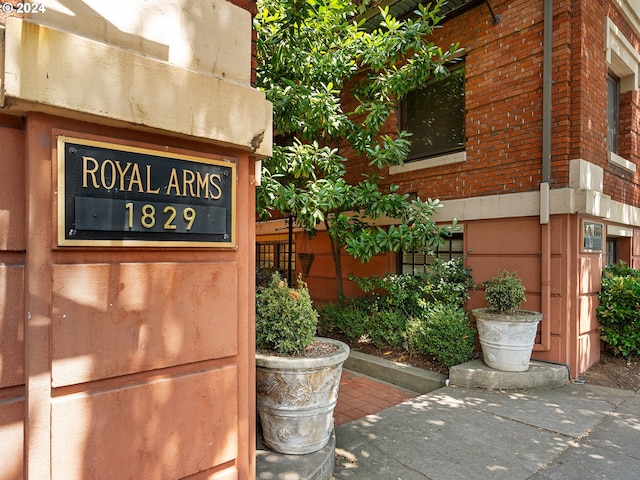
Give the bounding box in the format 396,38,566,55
344,350,448,393
449,359,570,390
256,428,335,480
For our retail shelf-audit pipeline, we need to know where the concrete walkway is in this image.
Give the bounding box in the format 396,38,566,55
333,383,640,479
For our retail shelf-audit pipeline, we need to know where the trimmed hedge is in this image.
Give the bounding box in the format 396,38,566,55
597,263,640,357
318,257,477,367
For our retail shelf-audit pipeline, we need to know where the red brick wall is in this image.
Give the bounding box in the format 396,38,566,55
379,0,549,200
342,0,640,210
0,1,24,23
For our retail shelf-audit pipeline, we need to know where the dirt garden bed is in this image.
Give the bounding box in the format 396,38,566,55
339,335,640,392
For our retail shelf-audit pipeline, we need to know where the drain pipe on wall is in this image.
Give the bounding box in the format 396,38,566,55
537,0,553,352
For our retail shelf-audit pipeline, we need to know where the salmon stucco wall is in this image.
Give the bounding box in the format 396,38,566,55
0,117,25,480
9,113,256,480
291,231,395,304
1,1,270,477
267,211,605,377
464,214,603,377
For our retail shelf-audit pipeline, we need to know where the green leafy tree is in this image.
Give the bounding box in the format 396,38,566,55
255,0,460,299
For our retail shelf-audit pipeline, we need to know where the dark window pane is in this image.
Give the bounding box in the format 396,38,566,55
404,66,465,160
605,238,619,266
256,241,296,275
398,233,464,275
607,73,620,154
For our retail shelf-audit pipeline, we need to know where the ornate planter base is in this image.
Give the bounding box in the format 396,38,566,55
256,338,350,455
472,308,543,372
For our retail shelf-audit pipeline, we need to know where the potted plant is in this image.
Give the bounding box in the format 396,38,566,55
472,271,542,372
255,273,349,455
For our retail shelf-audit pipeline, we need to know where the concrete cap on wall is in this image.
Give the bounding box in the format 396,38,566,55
0,9,273,158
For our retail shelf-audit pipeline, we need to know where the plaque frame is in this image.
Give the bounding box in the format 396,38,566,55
57,136,237,248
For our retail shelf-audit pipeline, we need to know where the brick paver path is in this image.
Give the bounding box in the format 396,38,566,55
334,370,418,426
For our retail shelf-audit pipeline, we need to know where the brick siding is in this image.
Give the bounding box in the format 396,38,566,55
0,1,24,23
344,0,640,209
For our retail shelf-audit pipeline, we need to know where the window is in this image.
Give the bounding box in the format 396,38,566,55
605,237,619,266
256,241,295,277
398,233,464,275
607,72,620,154
604,17,640,173
401,64,465,161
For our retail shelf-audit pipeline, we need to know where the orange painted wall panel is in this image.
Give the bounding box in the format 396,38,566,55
577,295,599,336
0,126,25,250
0,398,23,480
51,366,238,480
535,334,564,363
577,332,602,377
0,266,24,389
298,231,392,302
631,230,640,269
550,218,568,256
464,215,577,370
465,218,543,314
51,262,238,386
574,223,604,374
548,296,564,336
0,120,25,480
465,218,541,256
468,256,542,295
578,256,603,295
550,256,565,297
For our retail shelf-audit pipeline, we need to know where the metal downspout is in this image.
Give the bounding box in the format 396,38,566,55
542,0,552,186
537,0,553,352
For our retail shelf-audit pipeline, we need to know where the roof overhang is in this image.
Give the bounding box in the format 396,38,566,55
359,0,488,30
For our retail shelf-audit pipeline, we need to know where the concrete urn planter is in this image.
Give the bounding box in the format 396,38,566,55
472,308,543,372
256,337,350,455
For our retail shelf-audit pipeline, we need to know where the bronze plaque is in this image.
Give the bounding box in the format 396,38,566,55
57,136,236,247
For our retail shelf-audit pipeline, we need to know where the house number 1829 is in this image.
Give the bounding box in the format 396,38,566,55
125,202,197,230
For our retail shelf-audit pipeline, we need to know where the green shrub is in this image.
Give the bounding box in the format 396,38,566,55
483,270,526,314
597,263,640,357
419,258,475,307
318,299,370,342
353,273,426,318
326,259,477,365
405,303,476,367
368,309,407,349
332,258,475,354
256,266,279,288
255,273,318,355
353,257,475,315
404,316,423,354
316,301,340,337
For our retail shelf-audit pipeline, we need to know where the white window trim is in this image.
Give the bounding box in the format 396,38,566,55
605,17,639,168
612,0,640,38
605,16,640,92
389,151,466,175
609,150,637,173
607,224,633,237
